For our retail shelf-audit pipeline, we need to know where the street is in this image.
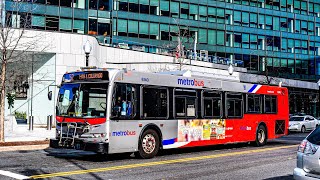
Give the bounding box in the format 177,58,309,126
0,132,306,180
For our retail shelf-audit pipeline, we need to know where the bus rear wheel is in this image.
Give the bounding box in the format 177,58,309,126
255,125,267,146
135,129,160,159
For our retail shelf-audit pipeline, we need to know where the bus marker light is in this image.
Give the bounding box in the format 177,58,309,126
160,124,164,127
139,123,142,127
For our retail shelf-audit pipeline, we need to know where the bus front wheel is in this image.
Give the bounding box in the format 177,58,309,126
255,125,267,146
135,129,160,159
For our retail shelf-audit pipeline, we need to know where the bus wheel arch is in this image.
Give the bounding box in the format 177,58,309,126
255,122,268,147
135,124,162,159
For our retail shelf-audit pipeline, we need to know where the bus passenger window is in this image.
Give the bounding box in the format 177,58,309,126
264,95,277,113
204,99,213,117
226,93,243,118
142,87,168,119
247,94,262,113
203,91,222,118
174,89,197,119
176,98,185,117
112,84,136,119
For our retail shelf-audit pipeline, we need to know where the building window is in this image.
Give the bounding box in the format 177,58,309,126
31,15,45,30
119,2,128,11
88,18,97,35
89,0,97,9
46,0,59,6
46,16,59,31
59,18,72,32
98,0,110,11
98,22,110,36
73,19,84,33
60,0,72,7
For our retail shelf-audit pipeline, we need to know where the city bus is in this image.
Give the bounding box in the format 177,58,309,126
50,68,289,159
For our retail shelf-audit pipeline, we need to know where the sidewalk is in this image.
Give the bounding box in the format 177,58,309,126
4,124,55,142
0,124,55,152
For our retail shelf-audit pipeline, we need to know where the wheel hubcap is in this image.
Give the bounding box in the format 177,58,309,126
142,134,156,154
258,129,265,144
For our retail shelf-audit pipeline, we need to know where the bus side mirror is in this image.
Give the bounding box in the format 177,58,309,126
48,91,52,101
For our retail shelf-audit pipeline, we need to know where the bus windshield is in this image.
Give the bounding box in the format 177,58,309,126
57,83,108,118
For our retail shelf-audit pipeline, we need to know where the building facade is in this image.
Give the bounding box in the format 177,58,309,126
3,0,320,118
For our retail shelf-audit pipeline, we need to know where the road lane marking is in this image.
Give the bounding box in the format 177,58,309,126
30,144,298,179
0,170,30,180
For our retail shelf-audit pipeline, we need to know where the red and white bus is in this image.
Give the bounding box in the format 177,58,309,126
50,68,289,158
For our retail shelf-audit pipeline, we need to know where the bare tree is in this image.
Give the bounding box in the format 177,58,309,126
159,19,196,71
0,1,48,142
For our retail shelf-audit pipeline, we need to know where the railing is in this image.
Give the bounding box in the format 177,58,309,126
97,36,245,68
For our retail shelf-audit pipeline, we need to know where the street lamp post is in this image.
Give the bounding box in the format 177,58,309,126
83,40,92,67
228,63,234,75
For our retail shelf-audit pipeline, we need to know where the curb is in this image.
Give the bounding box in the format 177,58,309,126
0,141,49,152
0,144,49,152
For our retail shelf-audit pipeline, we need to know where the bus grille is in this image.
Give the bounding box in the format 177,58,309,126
275,120,285,135
57,122,89,147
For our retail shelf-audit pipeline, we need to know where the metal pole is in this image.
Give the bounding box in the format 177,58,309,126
31,53,33,119
50,115,53,129
29,116,33,131
85,53,89,66
47,116,50,130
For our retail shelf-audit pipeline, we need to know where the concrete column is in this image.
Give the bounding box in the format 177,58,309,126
230,33,234,47
261,57,266,71
230,54,234,64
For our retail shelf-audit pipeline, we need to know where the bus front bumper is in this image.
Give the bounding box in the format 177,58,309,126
49,138,108,154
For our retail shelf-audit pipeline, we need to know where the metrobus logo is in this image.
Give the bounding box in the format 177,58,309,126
112,130,136,136
178,78,204,87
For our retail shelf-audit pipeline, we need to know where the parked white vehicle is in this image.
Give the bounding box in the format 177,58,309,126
289,116,319,133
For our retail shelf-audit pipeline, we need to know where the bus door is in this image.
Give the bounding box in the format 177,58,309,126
109,83,139,153
225,93,244,142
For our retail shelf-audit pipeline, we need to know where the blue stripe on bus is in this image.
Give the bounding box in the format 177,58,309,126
248,84,257,93
162,138,176,145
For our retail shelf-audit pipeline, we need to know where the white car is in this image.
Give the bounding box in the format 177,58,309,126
289,116,319,133
294,128,320,179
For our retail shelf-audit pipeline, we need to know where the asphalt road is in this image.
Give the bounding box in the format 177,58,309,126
0,132,307,180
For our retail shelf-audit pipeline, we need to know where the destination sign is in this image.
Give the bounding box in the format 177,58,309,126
79,73,103,80
63,71,109,83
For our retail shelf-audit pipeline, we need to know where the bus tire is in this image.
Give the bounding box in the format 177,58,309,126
255,125,267,147
135,129,160,159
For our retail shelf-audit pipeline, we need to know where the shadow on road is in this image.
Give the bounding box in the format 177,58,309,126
263,174,293,180
44,136,298,162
